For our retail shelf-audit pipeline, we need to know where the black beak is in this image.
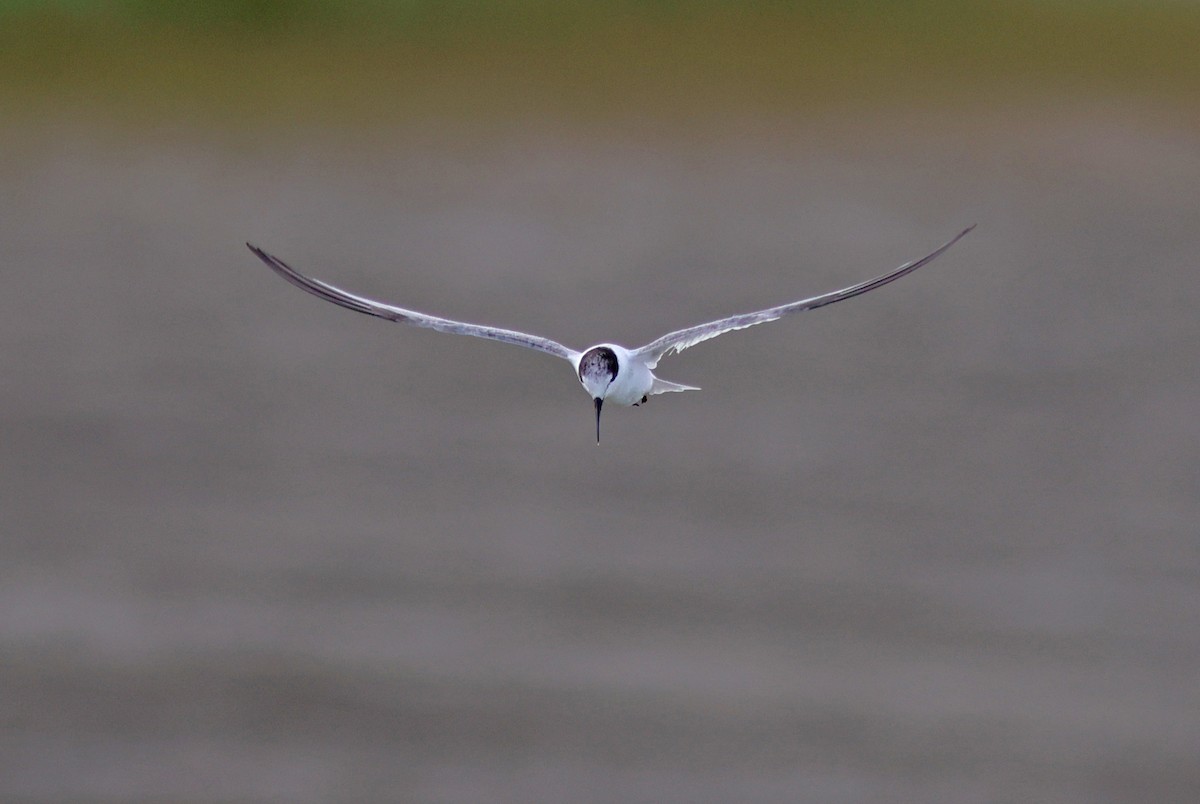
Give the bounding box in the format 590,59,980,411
594,397,603,444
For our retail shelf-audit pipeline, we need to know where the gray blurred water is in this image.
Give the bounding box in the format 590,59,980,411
2,111,1198,802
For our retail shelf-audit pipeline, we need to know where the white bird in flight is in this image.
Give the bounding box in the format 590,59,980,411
248,225,973,442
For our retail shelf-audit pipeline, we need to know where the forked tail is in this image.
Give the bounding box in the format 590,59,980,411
650,377,700,396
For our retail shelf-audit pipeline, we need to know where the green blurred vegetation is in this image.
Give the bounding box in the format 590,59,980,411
2,1,1197,128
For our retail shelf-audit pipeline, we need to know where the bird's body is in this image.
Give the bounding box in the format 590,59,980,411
248,225,973,441
577,344,690,406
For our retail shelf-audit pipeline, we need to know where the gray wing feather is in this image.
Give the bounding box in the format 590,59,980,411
633,226,974,368
248,245,578,362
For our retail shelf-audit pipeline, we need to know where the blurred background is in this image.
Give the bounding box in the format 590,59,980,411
2,2,1198,801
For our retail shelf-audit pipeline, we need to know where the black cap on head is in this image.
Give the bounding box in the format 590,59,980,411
578,346,619,385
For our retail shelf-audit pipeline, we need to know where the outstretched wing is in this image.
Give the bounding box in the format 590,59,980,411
248,245,579,362
633,226,974,368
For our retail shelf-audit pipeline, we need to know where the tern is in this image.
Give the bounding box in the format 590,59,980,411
248,225,972,442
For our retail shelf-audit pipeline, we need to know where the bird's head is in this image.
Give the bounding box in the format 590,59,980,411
577,346,619,443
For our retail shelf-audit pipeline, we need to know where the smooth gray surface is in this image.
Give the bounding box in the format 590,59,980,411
2,112,1198,802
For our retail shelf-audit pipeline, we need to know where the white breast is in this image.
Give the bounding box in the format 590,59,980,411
604,345,655,407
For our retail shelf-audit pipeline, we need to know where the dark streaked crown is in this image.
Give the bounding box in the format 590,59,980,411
578,346,619,384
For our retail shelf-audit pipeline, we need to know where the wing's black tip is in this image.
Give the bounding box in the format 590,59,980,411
247,243,284,270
